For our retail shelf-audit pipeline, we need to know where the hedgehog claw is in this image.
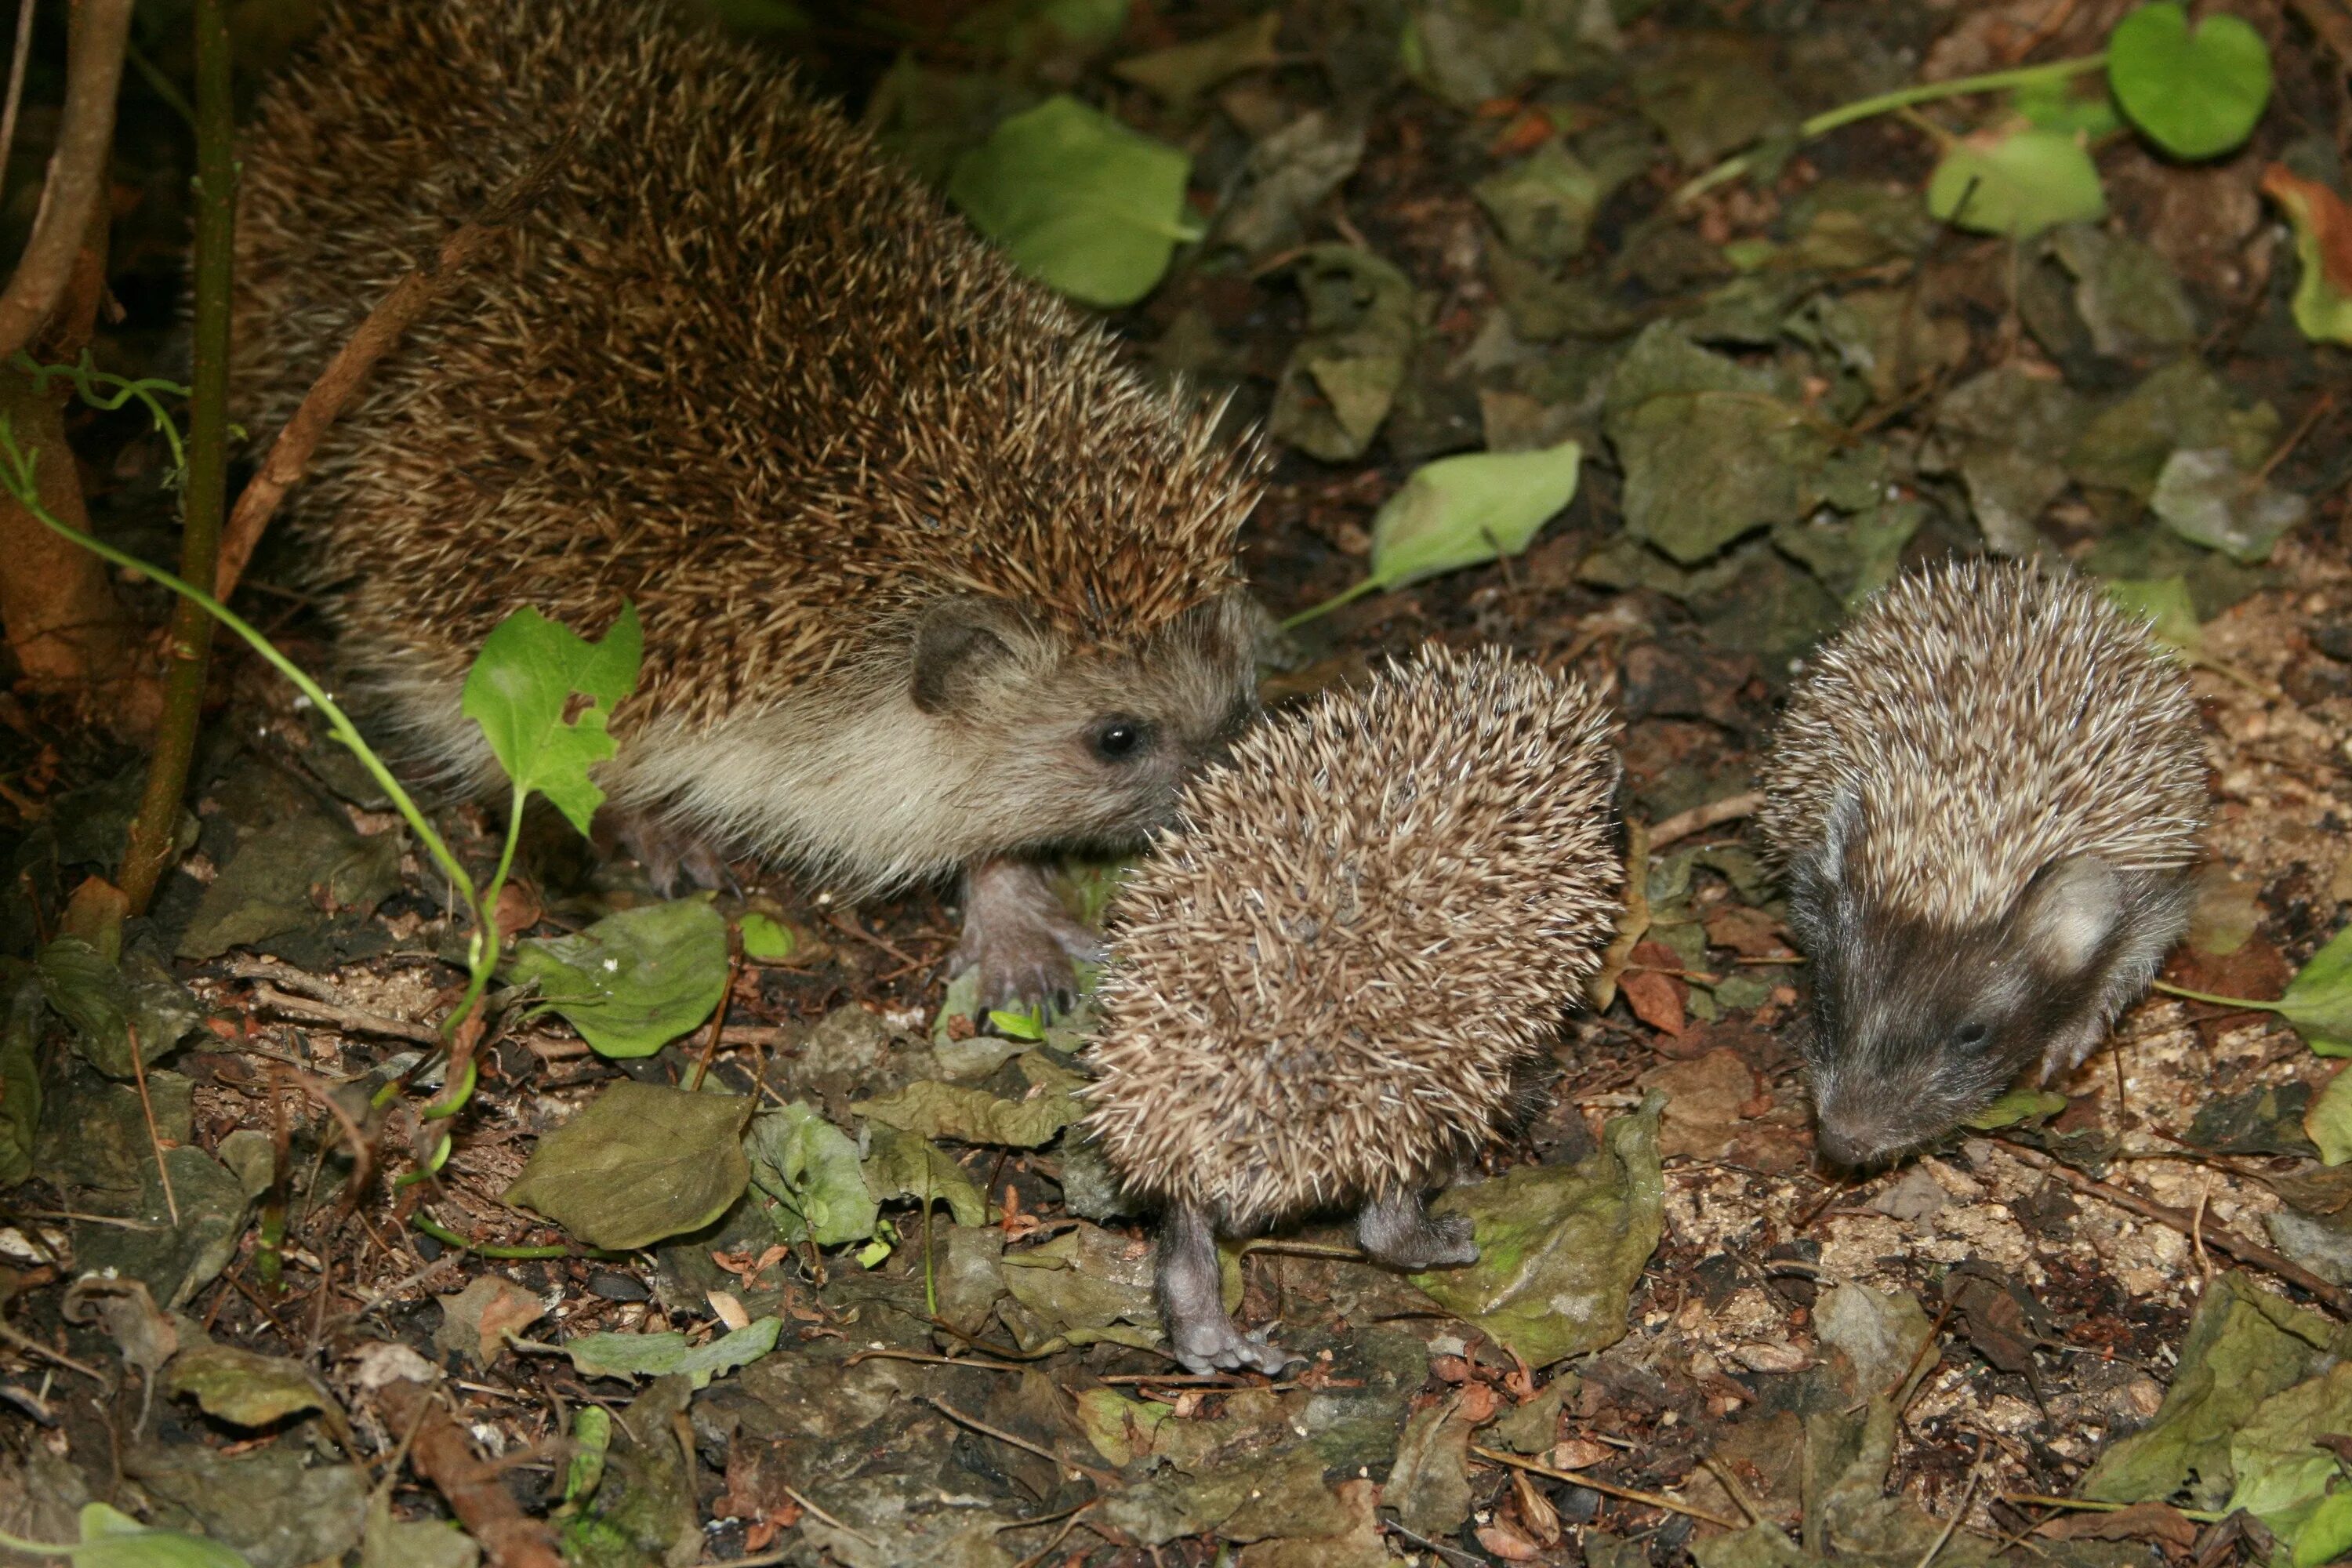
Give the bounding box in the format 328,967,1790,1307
952,856,1098,1013
597,808,739,895
1357,1189,1479,1270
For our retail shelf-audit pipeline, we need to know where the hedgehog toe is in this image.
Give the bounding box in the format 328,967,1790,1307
1357,1191,1480,1270
1171,1319,1303,1377
953,856,1098,1012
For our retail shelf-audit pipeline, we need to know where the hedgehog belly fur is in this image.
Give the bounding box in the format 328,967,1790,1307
1083,644,1624,1234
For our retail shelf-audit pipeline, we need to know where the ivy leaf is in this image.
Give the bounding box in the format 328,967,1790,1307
2104,575,2204,658
1926,123,2105,238
1110,13,1281,106
2261,165,2352,347
508,897,729,1058
64,1503,252,1567
949,96,1201,308
1962,1087,2071,1131
462,604,641,837
2107,2,2271,161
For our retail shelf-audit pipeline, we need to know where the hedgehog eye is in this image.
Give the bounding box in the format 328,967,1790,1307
1954,1022,1989,1048
1092,717,1151,763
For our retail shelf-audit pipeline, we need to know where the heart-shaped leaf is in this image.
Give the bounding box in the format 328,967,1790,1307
2107,2,2271,161
463,604,641,837
1926,124,2105,237
505,1080,750,1249
949,96,1200,307
508,896,729,1058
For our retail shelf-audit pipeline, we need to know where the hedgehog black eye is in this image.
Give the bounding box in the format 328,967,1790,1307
1955,1022,1989,1048
1092,717,1151,763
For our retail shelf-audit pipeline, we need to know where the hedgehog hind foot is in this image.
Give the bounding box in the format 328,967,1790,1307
950,856,1102,1014
1356,1187,1478,1271
595,806,739,896
1156,1202,1303,1377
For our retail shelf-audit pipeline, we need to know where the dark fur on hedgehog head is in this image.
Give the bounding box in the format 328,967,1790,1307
1759,557,2209,1170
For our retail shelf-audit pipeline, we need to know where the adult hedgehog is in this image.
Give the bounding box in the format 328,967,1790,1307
1759,558,2209,1167
1084,646,1622,1373
230,0,1261,1005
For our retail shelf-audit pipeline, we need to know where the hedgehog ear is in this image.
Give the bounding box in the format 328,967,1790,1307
912,595,1028,713
2013,856,2125,976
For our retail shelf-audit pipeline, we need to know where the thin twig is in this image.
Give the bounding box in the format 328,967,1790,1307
0,0,129,361
1649,789,1764,851
1470,1446,1747,1530
124,1025,178,1228
212,129,578,601
247,982,439,1045
780,1486,877,1548
1997,1141,2352,1317
1916,1468,1983,1568
0,0,35,199
689,932,744,1092
1700,1454,1767,1525
921,1396,1116,1486
0,1316,104,1382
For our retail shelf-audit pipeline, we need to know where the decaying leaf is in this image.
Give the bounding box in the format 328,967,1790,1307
562,1317,781,1388
507,896,731,1058
432,1275,547,1367
504,1080,751,1250
2262,165,2352,345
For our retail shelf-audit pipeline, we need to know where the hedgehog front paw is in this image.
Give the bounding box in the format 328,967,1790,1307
1171,1316,1305,1377
950,857,1101,1013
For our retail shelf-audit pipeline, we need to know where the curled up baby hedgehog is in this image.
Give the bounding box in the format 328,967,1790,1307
228,0,1261,1006
1757,557,2209,1169
1083,645,1623,1374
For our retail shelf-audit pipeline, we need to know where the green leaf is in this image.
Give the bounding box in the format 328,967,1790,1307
2013,76,2122,139
2281,924,2352,1057
746,1103,878,1247
1408,1095,1664,1367
34,938,195,1080
504,1080,750,1249
987,1007,1047,1041
2261,166,2352,347
2305,1069,2352,1167
857,1072,1079,1149
2107,2,2271,161
2228,1362,2352,1548
1110,12,1281,105
2295,1488,2352,1568
2151,447,2309,564
862,1124,990,1225
60,1504,251,1566
1961,1087,2070,1131
508,896,729,1058
948,96,1200,308
735,911,793,962
1926,124,2105,238
561,1406,611,1506
2103,575,2204,659
1368,440,1582,593
163,1345,329,1428
461,603,642,837
561,1316,780,1389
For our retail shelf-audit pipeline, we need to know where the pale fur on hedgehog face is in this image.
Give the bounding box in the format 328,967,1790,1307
1757,556,2209,1167
365,587,1260,897
1082,644,1624,1235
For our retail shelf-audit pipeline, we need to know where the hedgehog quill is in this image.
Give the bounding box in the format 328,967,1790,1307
1758,558,2209,1168
1083,646,1623,1374
228,0,1260,1007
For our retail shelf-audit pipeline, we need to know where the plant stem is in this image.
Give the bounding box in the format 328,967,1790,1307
411,1211,617,1261
2151,979,2282,1012
10,484,475,911
1675,53,2108,205
118,0,231,915
1279,573,1381,630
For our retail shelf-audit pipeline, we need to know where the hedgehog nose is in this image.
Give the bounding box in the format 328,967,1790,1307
1814,1120,1882,1172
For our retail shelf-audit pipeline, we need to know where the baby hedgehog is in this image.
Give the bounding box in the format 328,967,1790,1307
1758,557,2208,1168
1084,645,1622,1374
229,0,1261,1006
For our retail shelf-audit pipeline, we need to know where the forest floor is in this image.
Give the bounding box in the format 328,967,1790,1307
4,0,2352,1565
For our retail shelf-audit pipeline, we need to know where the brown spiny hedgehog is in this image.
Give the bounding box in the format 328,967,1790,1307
1757,557,2208,1168
228,0,1261,1005
1083,644,1622,1374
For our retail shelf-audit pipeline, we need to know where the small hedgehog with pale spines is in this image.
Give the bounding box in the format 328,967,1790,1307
1083,645,1622,1374
1758,557,2209,1167
230,0,1261,1006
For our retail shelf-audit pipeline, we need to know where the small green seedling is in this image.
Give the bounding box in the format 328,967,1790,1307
0,1502,248,1566
2155,921,2352,1062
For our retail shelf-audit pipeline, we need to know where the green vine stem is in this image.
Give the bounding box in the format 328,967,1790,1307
2150,979,2283,1013
119,0,234,916
1673,53,2108,205
412,1210,622,1261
